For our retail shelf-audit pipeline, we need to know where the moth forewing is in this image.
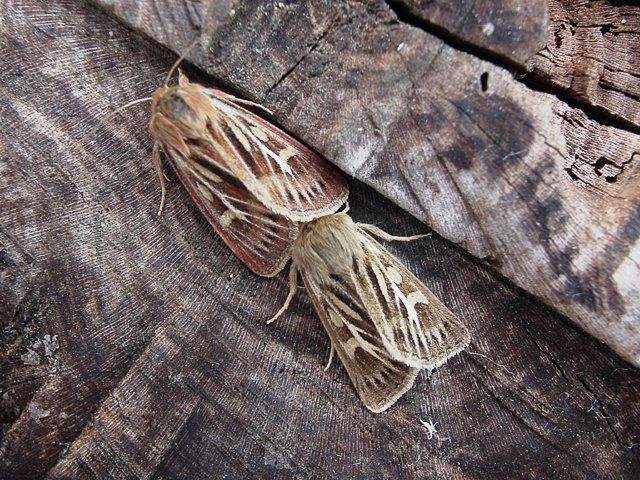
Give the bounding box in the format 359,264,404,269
147,73,349,276
354,229,471,369
202,89,349,221
171,152,298,277
150,73,349,222
301,258,420,413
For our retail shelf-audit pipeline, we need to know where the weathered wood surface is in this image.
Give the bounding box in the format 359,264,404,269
1,1,640,479
90,0,640,366
528,0,640,129
389,0,550,66
396,0,640,129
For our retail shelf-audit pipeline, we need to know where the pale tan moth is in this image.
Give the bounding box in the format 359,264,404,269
270,211,470,413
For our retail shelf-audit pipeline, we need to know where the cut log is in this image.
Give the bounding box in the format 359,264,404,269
1,1,639,478
90,0,640,366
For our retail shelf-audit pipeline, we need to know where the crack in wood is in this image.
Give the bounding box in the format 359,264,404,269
578,375,640,456
386,0,640,135
264,19,336,100
523,324,640,460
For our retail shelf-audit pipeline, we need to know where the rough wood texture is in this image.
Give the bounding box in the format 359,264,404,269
389,0,549,66
529,0,640,129
90,0,640,366
396,0,640,129
1,1,640,479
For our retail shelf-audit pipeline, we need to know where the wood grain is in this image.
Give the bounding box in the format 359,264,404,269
528,0,640,129
1,1,639,479
88,0,640,366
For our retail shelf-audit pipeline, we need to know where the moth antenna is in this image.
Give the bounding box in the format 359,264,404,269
267,264,298,324
359,223,430,242
164,36,201,86
114,96,153,112
323,345,335,372
152,142,167,216
342,202,350,213
102,97,152,124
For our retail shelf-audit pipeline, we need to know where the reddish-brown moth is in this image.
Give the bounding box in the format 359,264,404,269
149,71,348,276
119,47,349,277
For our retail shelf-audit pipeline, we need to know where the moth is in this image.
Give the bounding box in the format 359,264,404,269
149,70,348,276
114,44,348,276
270,212,470,413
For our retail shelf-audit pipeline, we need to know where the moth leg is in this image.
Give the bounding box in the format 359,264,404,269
267,264,298,324
323,344,335,372
219,91,274,116
359,223,430,242
153,142,167,216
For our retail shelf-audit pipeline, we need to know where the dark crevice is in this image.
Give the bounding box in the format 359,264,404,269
554,27,563,48
563,162,628,200
598,79,640,103
480,71,489,92
594,156,621,183
566,152,636,188
384,0,640,135
564,166,580,181
264,20,335,99
385,0,524,70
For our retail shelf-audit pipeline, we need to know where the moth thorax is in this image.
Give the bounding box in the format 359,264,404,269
293,214,364,281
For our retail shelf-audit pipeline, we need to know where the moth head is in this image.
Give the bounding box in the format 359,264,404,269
108,37,203,140
149,34,211,139
150,85,210,140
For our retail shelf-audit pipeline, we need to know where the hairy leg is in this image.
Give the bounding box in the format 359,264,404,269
359,223,430,242
267,264,299,324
